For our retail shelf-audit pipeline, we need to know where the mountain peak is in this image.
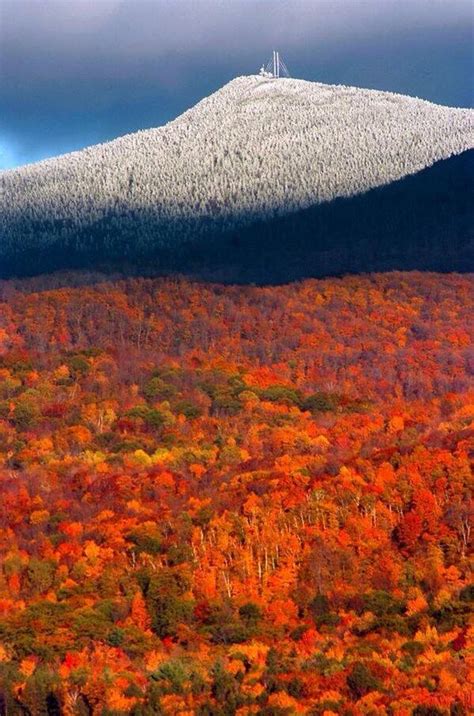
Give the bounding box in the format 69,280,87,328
0,76,473,280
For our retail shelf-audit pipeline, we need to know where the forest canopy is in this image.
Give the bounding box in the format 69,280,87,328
0,271,472,713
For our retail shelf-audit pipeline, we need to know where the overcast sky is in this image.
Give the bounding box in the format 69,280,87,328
0,0,472,169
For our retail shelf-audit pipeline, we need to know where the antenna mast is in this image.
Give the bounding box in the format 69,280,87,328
262,51,290,79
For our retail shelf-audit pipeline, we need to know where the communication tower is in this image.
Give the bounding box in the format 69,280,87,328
259,51,290,78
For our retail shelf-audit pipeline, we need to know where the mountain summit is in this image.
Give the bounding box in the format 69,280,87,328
1,76,473,280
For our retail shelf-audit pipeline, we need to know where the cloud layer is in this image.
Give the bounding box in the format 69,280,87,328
1,0,472,168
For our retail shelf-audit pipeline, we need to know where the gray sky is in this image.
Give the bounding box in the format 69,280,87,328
1,0,472,169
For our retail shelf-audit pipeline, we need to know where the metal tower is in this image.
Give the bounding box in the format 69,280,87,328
260,51,290,78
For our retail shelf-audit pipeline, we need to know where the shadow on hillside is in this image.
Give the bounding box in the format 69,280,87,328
2,150,472,288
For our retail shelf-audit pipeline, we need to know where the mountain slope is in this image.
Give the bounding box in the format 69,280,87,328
1,75,473,279
179,149,474,283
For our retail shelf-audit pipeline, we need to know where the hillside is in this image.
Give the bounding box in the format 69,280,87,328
0,272,473,713
1,76,473,280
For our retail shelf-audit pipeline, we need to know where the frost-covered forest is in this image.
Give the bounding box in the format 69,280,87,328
0,75,473,275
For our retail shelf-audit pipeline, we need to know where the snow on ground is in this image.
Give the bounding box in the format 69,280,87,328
1,75,473,251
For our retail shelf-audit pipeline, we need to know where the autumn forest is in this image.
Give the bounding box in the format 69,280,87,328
0,271,472,715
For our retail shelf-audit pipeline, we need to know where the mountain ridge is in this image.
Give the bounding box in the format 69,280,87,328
2,75,473,173
1,75,473,280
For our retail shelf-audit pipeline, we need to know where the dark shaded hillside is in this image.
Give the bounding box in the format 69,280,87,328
205,149,474,283
1,150,472,283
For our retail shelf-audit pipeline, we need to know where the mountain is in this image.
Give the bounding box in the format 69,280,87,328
1,75,473,281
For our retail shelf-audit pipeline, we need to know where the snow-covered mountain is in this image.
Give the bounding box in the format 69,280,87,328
1,75,473,280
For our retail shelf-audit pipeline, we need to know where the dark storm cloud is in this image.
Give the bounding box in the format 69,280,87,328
0,0,472,169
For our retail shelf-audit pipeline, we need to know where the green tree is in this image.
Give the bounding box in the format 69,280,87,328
146,569,194,637
211,660,244,714
346,662,381,700
20,667,61,716
259,385,302,407
238,602,262,630
27,558,56,594
302,392,339,413
13,395,40,429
